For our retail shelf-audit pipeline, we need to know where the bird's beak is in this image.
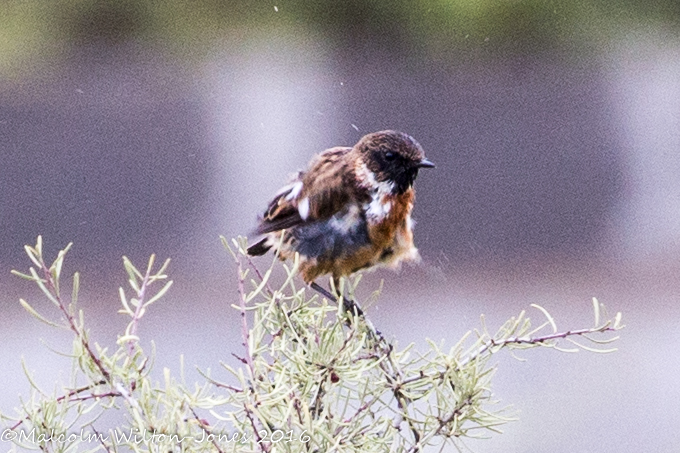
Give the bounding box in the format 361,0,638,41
417,158,435,168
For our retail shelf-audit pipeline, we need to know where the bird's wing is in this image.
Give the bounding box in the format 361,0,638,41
254,147,356,235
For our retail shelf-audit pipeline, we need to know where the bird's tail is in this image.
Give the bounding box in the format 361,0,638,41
247,237,271,256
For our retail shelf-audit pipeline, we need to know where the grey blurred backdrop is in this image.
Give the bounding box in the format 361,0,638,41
1,1,679,451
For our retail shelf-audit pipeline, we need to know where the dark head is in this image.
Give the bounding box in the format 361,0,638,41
356,130,435,194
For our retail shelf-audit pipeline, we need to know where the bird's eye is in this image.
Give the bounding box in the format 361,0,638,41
384,151,396,161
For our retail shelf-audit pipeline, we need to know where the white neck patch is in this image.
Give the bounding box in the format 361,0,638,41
357,163,394,222
357,163,394,195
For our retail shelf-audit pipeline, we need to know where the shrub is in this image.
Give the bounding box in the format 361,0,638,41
1,236,623,452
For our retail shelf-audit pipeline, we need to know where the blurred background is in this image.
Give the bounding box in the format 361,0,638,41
1,1,679,451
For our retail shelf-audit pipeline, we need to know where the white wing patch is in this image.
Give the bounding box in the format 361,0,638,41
298,197,310,220
285,180,304,201
274,180,308,220
275,180,304,200
329,204,362,233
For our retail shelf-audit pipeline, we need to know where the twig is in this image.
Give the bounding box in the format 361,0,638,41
277,273,423,449
245,405,271,453
190,407,226,453
235,258,256,379
125,263,153,357
245,254,277,298
416,397,473,449
232,252,271,453
37,261,111,382
10,380,109,430
91,426,114,453
307,282,423,448
458,324,620,370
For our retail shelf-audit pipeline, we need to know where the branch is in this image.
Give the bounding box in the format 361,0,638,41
230,246,271,453
459,316,622,370
190,407,226,453
10,380,109,430
36,258,111,382
124,259,152,357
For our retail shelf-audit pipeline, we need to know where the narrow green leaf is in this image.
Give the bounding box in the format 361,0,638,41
145,254,156,277
35,235,43,255
52,243,72,282
531,304,557,333
566,338,618,353
245,269,271,303
19,299,63,328
614,312,624,328
128,277,140,294
11,269,35,281
21,358,47,396
145,281,173,306
119,287,134,315
117,334,140,345
25,244,42,268
122,256,143,280
221,235,238,261
156,258,171,277
29,267,59,307
71,272,80,309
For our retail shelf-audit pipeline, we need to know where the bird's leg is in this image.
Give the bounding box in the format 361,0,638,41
333,277,367,318
309,281,364,317
309,280,387,353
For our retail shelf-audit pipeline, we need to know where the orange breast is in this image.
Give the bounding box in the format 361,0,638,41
367,189,414,249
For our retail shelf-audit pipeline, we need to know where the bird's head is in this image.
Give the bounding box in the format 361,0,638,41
356,130,435,194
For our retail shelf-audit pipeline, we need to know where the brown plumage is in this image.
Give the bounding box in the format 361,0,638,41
247,130,434,284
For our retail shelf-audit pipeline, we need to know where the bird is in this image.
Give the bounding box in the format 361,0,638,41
247,130,434,289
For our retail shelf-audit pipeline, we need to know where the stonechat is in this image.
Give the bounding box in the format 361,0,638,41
247,130,434,286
